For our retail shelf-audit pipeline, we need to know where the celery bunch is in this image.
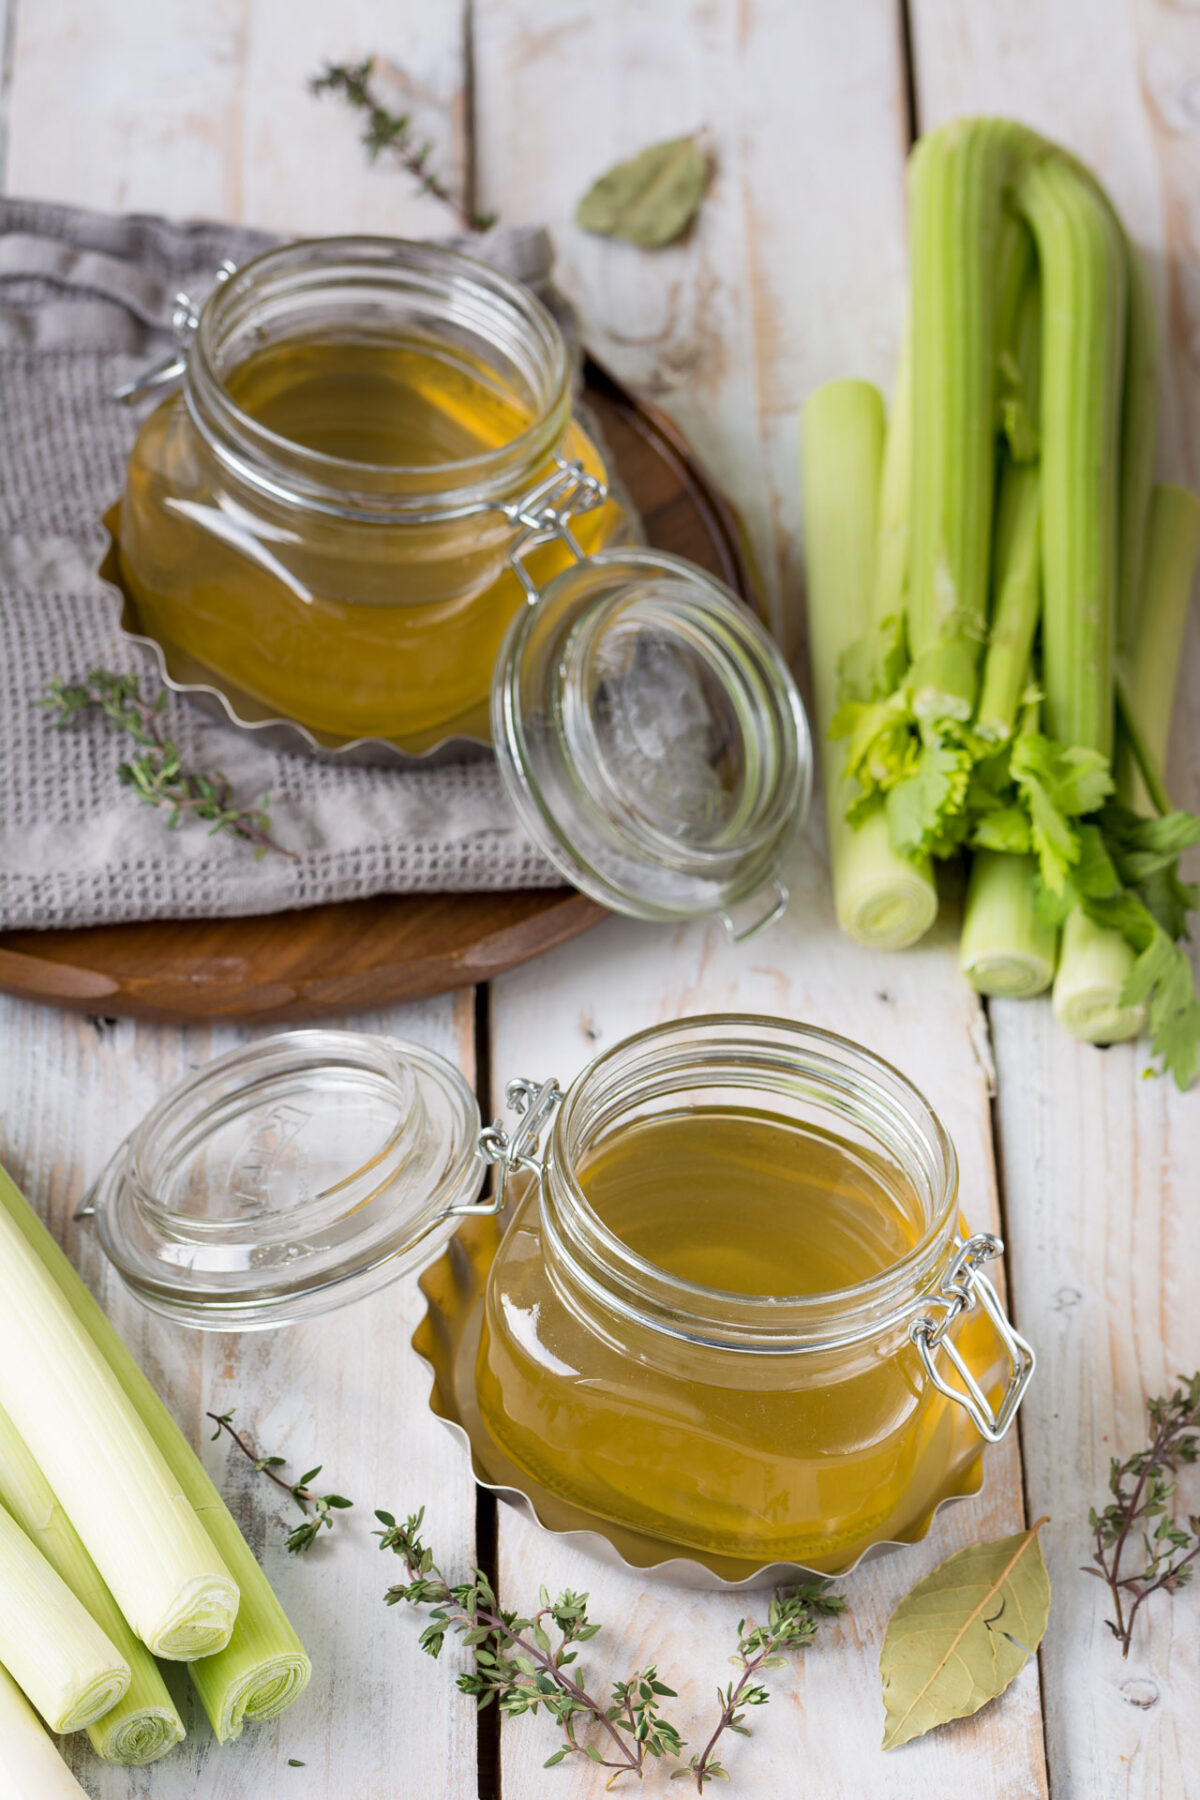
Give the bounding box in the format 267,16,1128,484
802,117,1200,1087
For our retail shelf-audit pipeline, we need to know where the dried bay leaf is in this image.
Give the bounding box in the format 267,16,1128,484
879,1519,1050,1750
575,135,710,248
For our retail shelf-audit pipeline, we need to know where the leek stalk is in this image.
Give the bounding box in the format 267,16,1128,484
0,1191,239,1661
0,1664,91,1800
0,1402,185,1764
0,1500,129,1734
802,379,938,948
0,1167,311,1742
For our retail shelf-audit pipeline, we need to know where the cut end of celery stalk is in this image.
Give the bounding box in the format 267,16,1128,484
964,949,1055,999
832,805,938,950
1052,907,1145,1043
961,852,1057,997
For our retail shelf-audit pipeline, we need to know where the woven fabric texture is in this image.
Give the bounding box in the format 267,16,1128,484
0,199,569,930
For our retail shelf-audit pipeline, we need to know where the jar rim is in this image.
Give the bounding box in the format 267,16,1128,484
544,1013,961,1352
188,235,573,515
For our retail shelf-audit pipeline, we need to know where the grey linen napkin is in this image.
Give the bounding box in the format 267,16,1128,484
0,198,566,931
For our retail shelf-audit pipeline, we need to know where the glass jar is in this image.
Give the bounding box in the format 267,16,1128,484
111,238,810,931
87,1018,1032,1575
115,238,628,753
475,1017,1032,1571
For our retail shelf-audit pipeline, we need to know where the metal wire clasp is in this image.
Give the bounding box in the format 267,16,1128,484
464,1076,563,1216
909,1233,1035,1444
112,260,239,404
500,458,609,599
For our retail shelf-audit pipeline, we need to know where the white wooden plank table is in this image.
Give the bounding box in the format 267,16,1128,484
0,2,1197,1795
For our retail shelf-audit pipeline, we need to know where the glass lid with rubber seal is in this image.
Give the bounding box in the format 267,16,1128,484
87,1030,491,1330
491,547,811,938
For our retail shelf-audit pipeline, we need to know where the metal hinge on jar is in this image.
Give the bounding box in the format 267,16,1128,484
909,1234,1035,1444
501,460,610,600
466,1076,563,1214
112,260,239,404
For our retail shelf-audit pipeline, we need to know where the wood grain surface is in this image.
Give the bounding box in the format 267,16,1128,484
2,1,1199,1797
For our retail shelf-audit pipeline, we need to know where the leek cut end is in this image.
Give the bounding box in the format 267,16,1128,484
150,1574,240,1662
56,1666,131,1736
209,1651,313,1745
94,1706,187,1766
1053,908,1146,1043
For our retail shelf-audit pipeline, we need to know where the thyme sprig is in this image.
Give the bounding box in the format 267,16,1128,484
207,1410,352,1553
310,59,497,232
377,1505,841,1790
41,671,296,861
1084,1373,1200,1656
677,1586,846,1789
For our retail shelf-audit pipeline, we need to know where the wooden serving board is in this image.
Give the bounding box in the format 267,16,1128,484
0,359,758,1024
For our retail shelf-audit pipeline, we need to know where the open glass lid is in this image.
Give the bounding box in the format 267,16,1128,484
491,548,812,938
89,1031,489,1330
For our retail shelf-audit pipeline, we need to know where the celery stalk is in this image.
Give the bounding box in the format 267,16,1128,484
0,1500,129,1733
0,1191,238,1661
871,314,911,628
1015,155,1130,1044
1053,906,1144,1043
1116,238,1161,662
977,274,1043,739
960,851,1057,997
1117,482,1200,809
0,1167,311,1742
1015,153,1127,759
802,379,938,948
0,1664,91,1800
0,1403,185,1764
907,118,1042,719
976,464,1040,739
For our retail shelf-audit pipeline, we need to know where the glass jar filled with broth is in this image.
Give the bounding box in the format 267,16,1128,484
115,238,628,753
475,1016,1033,1571
88,1017,1033,1575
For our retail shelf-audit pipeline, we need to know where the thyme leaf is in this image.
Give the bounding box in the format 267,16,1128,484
377,1505,841,1789
1083,1373,1200,1656
678,1585,844,1790
40,671,296,862
310,59,497,233
207,1410,352,1553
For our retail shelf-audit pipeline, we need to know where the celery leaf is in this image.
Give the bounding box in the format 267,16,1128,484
1010,734,1114,892
886,734,974,858
971,806,1032,854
